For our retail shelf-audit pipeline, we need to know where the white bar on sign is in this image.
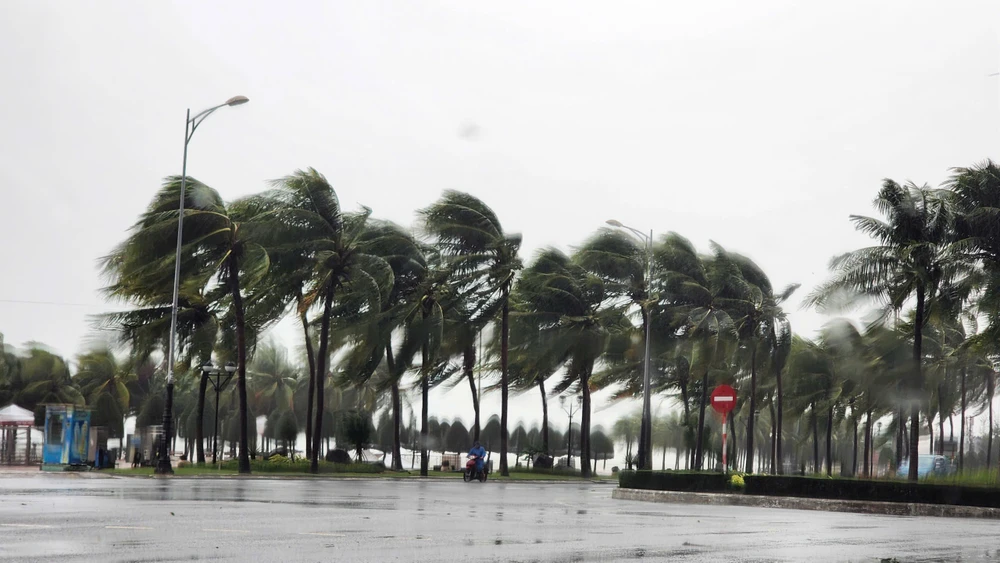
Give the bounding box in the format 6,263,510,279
715,397,734,402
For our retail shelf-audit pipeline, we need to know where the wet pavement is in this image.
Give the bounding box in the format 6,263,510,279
0,476,997,562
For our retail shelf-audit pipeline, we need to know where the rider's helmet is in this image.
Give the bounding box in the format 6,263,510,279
473,441,481,448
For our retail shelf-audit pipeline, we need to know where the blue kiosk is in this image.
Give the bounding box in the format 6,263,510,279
42,404,91,471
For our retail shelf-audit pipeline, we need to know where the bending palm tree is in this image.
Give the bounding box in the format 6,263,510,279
420,191,521,476
104,177,273,473
263,169,392,473
809,180,955,481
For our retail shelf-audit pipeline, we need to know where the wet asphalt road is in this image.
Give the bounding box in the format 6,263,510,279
0,476,997,562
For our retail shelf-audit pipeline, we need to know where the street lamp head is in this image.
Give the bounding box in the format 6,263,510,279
200,361,215,374
224,361,237,374
605,219,624,228
225,95,250,107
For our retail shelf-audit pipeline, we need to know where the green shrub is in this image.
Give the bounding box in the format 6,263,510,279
524,466,582,477
729,474,745,490
618,470,731,493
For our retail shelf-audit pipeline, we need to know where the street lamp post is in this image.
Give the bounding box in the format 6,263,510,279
155,96,250,476
606,219,654,471
560,396,582,468
201,361,237,465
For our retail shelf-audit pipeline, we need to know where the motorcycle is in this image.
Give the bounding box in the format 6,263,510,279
463,453,489,483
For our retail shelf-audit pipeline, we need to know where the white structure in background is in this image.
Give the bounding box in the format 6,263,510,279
0,404,41,464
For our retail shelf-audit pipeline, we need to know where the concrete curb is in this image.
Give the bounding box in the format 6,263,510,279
612,487,1000,520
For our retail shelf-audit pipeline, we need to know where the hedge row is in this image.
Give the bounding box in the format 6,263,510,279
618,470,732,492
743,475,1000,508
618,471,1000,508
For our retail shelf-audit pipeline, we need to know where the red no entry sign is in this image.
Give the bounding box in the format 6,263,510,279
710,384,737,415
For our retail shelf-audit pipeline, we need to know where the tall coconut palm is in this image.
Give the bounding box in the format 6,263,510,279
420,191,521,476
809,180,956,481
655,236,740,469
104,176,274,473
515,247,629,477
576,229,653,468
716,250,798,474
263,168,393,473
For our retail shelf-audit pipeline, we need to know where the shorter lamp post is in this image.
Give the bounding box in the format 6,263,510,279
201,361,236,465
559,395,582,468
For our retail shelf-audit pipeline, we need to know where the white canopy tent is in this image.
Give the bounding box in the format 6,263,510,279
0,403,38,465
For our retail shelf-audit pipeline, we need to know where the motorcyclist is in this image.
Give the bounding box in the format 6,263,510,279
468,441,486,475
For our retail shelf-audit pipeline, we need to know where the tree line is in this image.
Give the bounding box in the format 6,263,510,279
6,160,1000,480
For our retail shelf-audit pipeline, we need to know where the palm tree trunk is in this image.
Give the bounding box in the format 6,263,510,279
769,402,777,474
196,371,208,464
746,344,757,473
500,294,511,477
464,345,480,441
228,258,251,475
580,364,593,479
938,386,945,455
387,345,403,472
729,413,737,473
852,414,859,477
960,368,967,472
420,317,430,477
310,283,336,474
988,372,995,471
863,410,871,477
297,292,317,461
538,378,549,455
928,416,934,456
674,446,681,470
695,371,709,470
775,354,784,474
908,286,924,481
811,402,819,474
895,407,904,469
662,440,667,470
679,380,692,468
825,404,833,476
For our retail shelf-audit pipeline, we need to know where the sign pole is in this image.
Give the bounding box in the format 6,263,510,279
710,384,737,474
722,411,728,473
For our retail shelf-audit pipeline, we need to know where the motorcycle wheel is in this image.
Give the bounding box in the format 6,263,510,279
478,470,487,483
463,469,472,482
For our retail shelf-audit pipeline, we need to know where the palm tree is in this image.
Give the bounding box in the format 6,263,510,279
515,247,629,477
75,347,136,447
613,413,641,469
809,180,955,481
104,176,276,473
656,236,741,469
576,229,652,467
420,191,521,476
263,168,393,473
720,251,798,474
16,346,83,424
247,340,299,416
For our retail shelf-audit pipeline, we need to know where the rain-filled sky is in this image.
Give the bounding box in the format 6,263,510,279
1,1,997,432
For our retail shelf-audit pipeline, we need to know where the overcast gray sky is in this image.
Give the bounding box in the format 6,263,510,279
1,0,997,431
